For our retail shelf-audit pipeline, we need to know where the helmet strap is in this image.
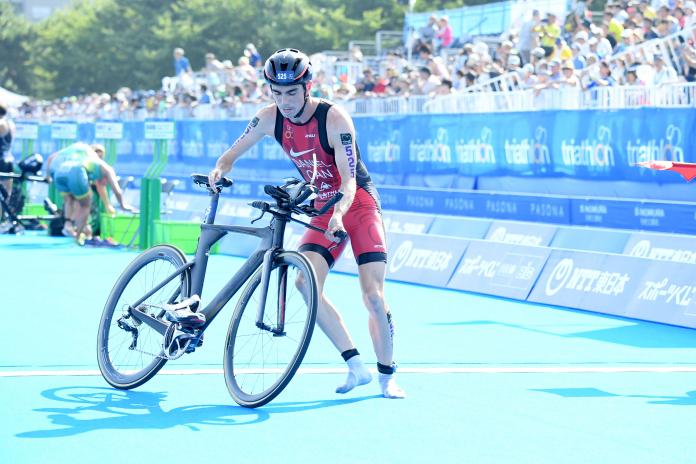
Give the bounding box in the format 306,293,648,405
292,83,310,119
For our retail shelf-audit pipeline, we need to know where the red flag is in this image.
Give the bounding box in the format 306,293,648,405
636,160,696,182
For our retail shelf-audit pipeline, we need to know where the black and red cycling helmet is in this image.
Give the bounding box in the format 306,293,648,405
263,48,313,86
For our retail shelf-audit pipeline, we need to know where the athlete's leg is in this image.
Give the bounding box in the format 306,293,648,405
358,261,405,399
358,261,393,364
301,251,354,351
298,250,372,393
72,193,92,243
61,195,76,237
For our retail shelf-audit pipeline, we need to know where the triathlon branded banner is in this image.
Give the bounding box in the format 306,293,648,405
19,108,695,189
447,241,551,300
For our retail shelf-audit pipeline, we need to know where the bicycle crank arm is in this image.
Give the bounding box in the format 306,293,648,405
129,306,169,336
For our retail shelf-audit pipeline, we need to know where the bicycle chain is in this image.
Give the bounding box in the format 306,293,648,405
118,305,172,360
119,305,198,361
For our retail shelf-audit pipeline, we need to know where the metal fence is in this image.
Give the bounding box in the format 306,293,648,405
335,83,696,116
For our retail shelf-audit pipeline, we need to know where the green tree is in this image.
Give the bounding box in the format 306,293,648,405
29,0,175,97
23,0,507,98
0,1,35,94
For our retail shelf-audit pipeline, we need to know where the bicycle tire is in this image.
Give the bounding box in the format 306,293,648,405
97,245,191,389
224,251,318,408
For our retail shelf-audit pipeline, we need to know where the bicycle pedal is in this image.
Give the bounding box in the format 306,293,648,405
164,308,206,327
165,295,201,312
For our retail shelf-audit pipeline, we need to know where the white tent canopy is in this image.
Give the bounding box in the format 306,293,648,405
0,86,29,107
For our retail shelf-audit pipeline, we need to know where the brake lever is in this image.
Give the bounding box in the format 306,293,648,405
251,211,266,224
327,230,348,252
249,201,269,224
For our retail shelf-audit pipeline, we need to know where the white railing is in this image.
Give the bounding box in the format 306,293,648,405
31,84,695,123
409,83,696,113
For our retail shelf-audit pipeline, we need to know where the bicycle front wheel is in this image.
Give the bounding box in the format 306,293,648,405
97,245,191,389
224,251,318,408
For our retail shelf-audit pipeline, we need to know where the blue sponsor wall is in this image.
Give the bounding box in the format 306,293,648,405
23,108,696,232
18,108,696,191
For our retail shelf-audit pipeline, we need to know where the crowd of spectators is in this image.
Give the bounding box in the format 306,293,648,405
13,43,271,121
395,0,696,97
10,1,696,121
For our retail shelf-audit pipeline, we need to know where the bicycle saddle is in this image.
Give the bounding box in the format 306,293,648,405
191,173,233,190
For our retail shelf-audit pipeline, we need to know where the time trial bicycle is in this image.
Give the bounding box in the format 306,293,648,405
97,173,345,408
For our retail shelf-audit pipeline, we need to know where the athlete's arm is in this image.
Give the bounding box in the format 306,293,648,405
325,106,358,241
43,151,59,182
208,105,275,186
95,181,116,215
99,161,134,213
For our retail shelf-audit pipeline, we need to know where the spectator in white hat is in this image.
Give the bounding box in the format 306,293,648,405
574,30,590,56
518,63,538,88
494,39,514,65
614,29,635,54
507,54,522,71
530,47,546,68
560,61,580,88
571,43,586,69
652,53,679,85
625,67,646,86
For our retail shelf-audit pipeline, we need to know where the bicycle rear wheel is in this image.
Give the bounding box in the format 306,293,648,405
97,245,191,389
224,251,318,408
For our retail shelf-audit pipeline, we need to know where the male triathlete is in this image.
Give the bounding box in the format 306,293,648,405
209,48,405,399
45,142,134,243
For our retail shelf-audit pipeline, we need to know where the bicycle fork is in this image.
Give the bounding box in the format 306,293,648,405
255,248,289,336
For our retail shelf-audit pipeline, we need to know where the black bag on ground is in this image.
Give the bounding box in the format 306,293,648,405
48,215,66,237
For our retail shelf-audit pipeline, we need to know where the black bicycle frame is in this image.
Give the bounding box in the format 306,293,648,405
129,190,292,335
0,172,54,228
